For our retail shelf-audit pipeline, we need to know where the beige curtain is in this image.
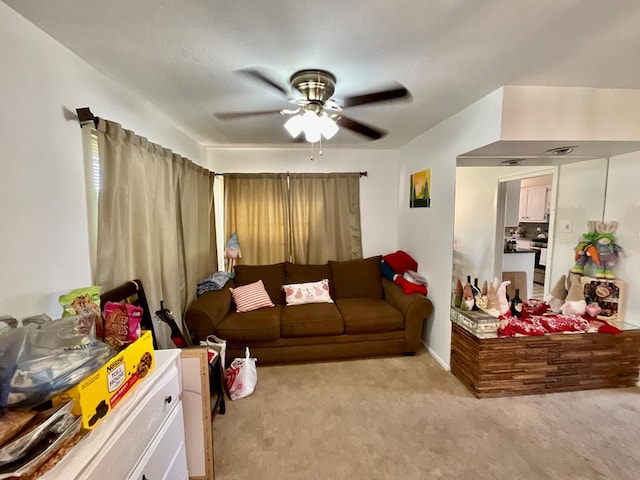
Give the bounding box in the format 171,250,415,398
224,173,289,265
289,173,363,263
95,120,216,348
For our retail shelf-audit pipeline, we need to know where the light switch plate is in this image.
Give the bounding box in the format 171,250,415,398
559,220,572,233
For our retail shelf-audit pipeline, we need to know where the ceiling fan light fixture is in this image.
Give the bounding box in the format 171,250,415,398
319,114,339,140
302,110,321,142
284,114,303,137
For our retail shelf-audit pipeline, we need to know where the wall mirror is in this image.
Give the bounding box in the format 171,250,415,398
453,155,609,301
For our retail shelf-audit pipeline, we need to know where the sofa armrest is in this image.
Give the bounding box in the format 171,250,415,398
184,285,234,342
383,278,433,352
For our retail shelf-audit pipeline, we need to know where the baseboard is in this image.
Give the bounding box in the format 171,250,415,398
422,339,450,371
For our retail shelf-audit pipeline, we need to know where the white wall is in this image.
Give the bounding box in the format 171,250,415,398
0,3,205,321
501,86,640,141
604,152,640,324
453,166,546,286
207,147,400,258
398,89,504,368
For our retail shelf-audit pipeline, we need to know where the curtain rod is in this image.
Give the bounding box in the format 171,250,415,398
214,172,368,177
76,107,99,128
76,108,368,180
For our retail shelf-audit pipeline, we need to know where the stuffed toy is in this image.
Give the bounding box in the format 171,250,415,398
560,275,586,316
547,274,568,313
224,232,242,273
571,221,623,279
484,281,501,317
496,279,511,316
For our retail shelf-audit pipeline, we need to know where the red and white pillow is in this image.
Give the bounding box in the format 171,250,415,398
283,279,333,306
230,280,275,313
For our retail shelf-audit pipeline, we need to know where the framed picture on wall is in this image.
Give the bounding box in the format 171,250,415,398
410,169,431,208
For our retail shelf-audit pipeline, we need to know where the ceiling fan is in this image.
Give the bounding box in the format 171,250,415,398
214,68,411,142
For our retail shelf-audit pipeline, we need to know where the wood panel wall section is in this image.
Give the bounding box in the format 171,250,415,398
181,348,215,479
450,322,640,398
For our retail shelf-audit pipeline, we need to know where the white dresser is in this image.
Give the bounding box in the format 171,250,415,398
41,349,188,480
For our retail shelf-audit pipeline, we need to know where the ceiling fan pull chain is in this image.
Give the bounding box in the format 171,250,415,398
310,141,314,161
319,136,323,156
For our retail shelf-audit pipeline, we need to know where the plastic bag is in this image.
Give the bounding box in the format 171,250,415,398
0,316,115,408
224,347,257,400
201,334,227,367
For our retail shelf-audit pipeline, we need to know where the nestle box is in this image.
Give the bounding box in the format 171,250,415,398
54,331,155,429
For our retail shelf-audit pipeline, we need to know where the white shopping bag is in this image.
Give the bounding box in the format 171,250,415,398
201,334,227,367
224,347,257,400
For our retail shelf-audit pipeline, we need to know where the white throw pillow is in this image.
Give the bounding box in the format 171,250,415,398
283,279,334,306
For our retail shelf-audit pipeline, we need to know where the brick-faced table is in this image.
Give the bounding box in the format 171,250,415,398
450,316,640,399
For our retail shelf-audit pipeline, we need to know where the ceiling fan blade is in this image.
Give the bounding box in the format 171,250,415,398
336,115,387,140
341,85,410,108
214,109,282,120
237,68,289,96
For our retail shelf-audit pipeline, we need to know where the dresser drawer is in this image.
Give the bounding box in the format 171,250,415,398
79,360,181,479
128,402,188,480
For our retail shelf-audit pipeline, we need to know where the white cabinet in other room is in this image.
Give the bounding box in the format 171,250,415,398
519,186,548,222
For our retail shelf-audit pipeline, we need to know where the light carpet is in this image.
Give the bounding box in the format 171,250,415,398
212,350,640,480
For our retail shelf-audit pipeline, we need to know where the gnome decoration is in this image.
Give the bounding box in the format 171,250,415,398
453,278,463,308
460,283,475,311
560,275,586,316
224,232,242,273
548,274,568,313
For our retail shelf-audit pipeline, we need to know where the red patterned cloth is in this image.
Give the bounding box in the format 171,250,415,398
497,309,622,337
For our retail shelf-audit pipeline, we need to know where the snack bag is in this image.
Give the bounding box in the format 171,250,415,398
125,304,143,342
103,301,130,351
59,286,102,338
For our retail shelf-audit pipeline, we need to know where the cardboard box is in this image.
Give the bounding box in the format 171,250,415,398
580,276,625,321
450,307,500,338
54,331,155,429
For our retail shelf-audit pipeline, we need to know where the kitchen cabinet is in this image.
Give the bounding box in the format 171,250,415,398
519,186,548,222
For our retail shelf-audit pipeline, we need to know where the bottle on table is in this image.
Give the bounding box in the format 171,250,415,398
510,288,523,317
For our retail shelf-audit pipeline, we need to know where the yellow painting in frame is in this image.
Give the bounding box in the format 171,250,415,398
410,169,431,208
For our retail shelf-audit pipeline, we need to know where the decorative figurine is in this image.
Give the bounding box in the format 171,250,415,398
224,232,242,273
571,221,623,279
560,275,586,316
548,274,568,313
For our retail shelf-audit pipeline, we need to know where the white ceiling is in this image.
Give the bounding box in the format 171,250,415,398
5,0,640,149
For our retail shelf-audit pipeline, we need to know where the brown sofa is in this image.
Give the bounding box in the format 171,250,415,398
184,256,433,365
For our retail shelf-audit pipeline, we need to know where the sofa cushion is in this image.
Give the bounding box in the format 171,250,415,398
329,256,384,299
336,298,404,334
234,263,285,305
216,306,282,342
281,303,344,338
284,262,333,284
